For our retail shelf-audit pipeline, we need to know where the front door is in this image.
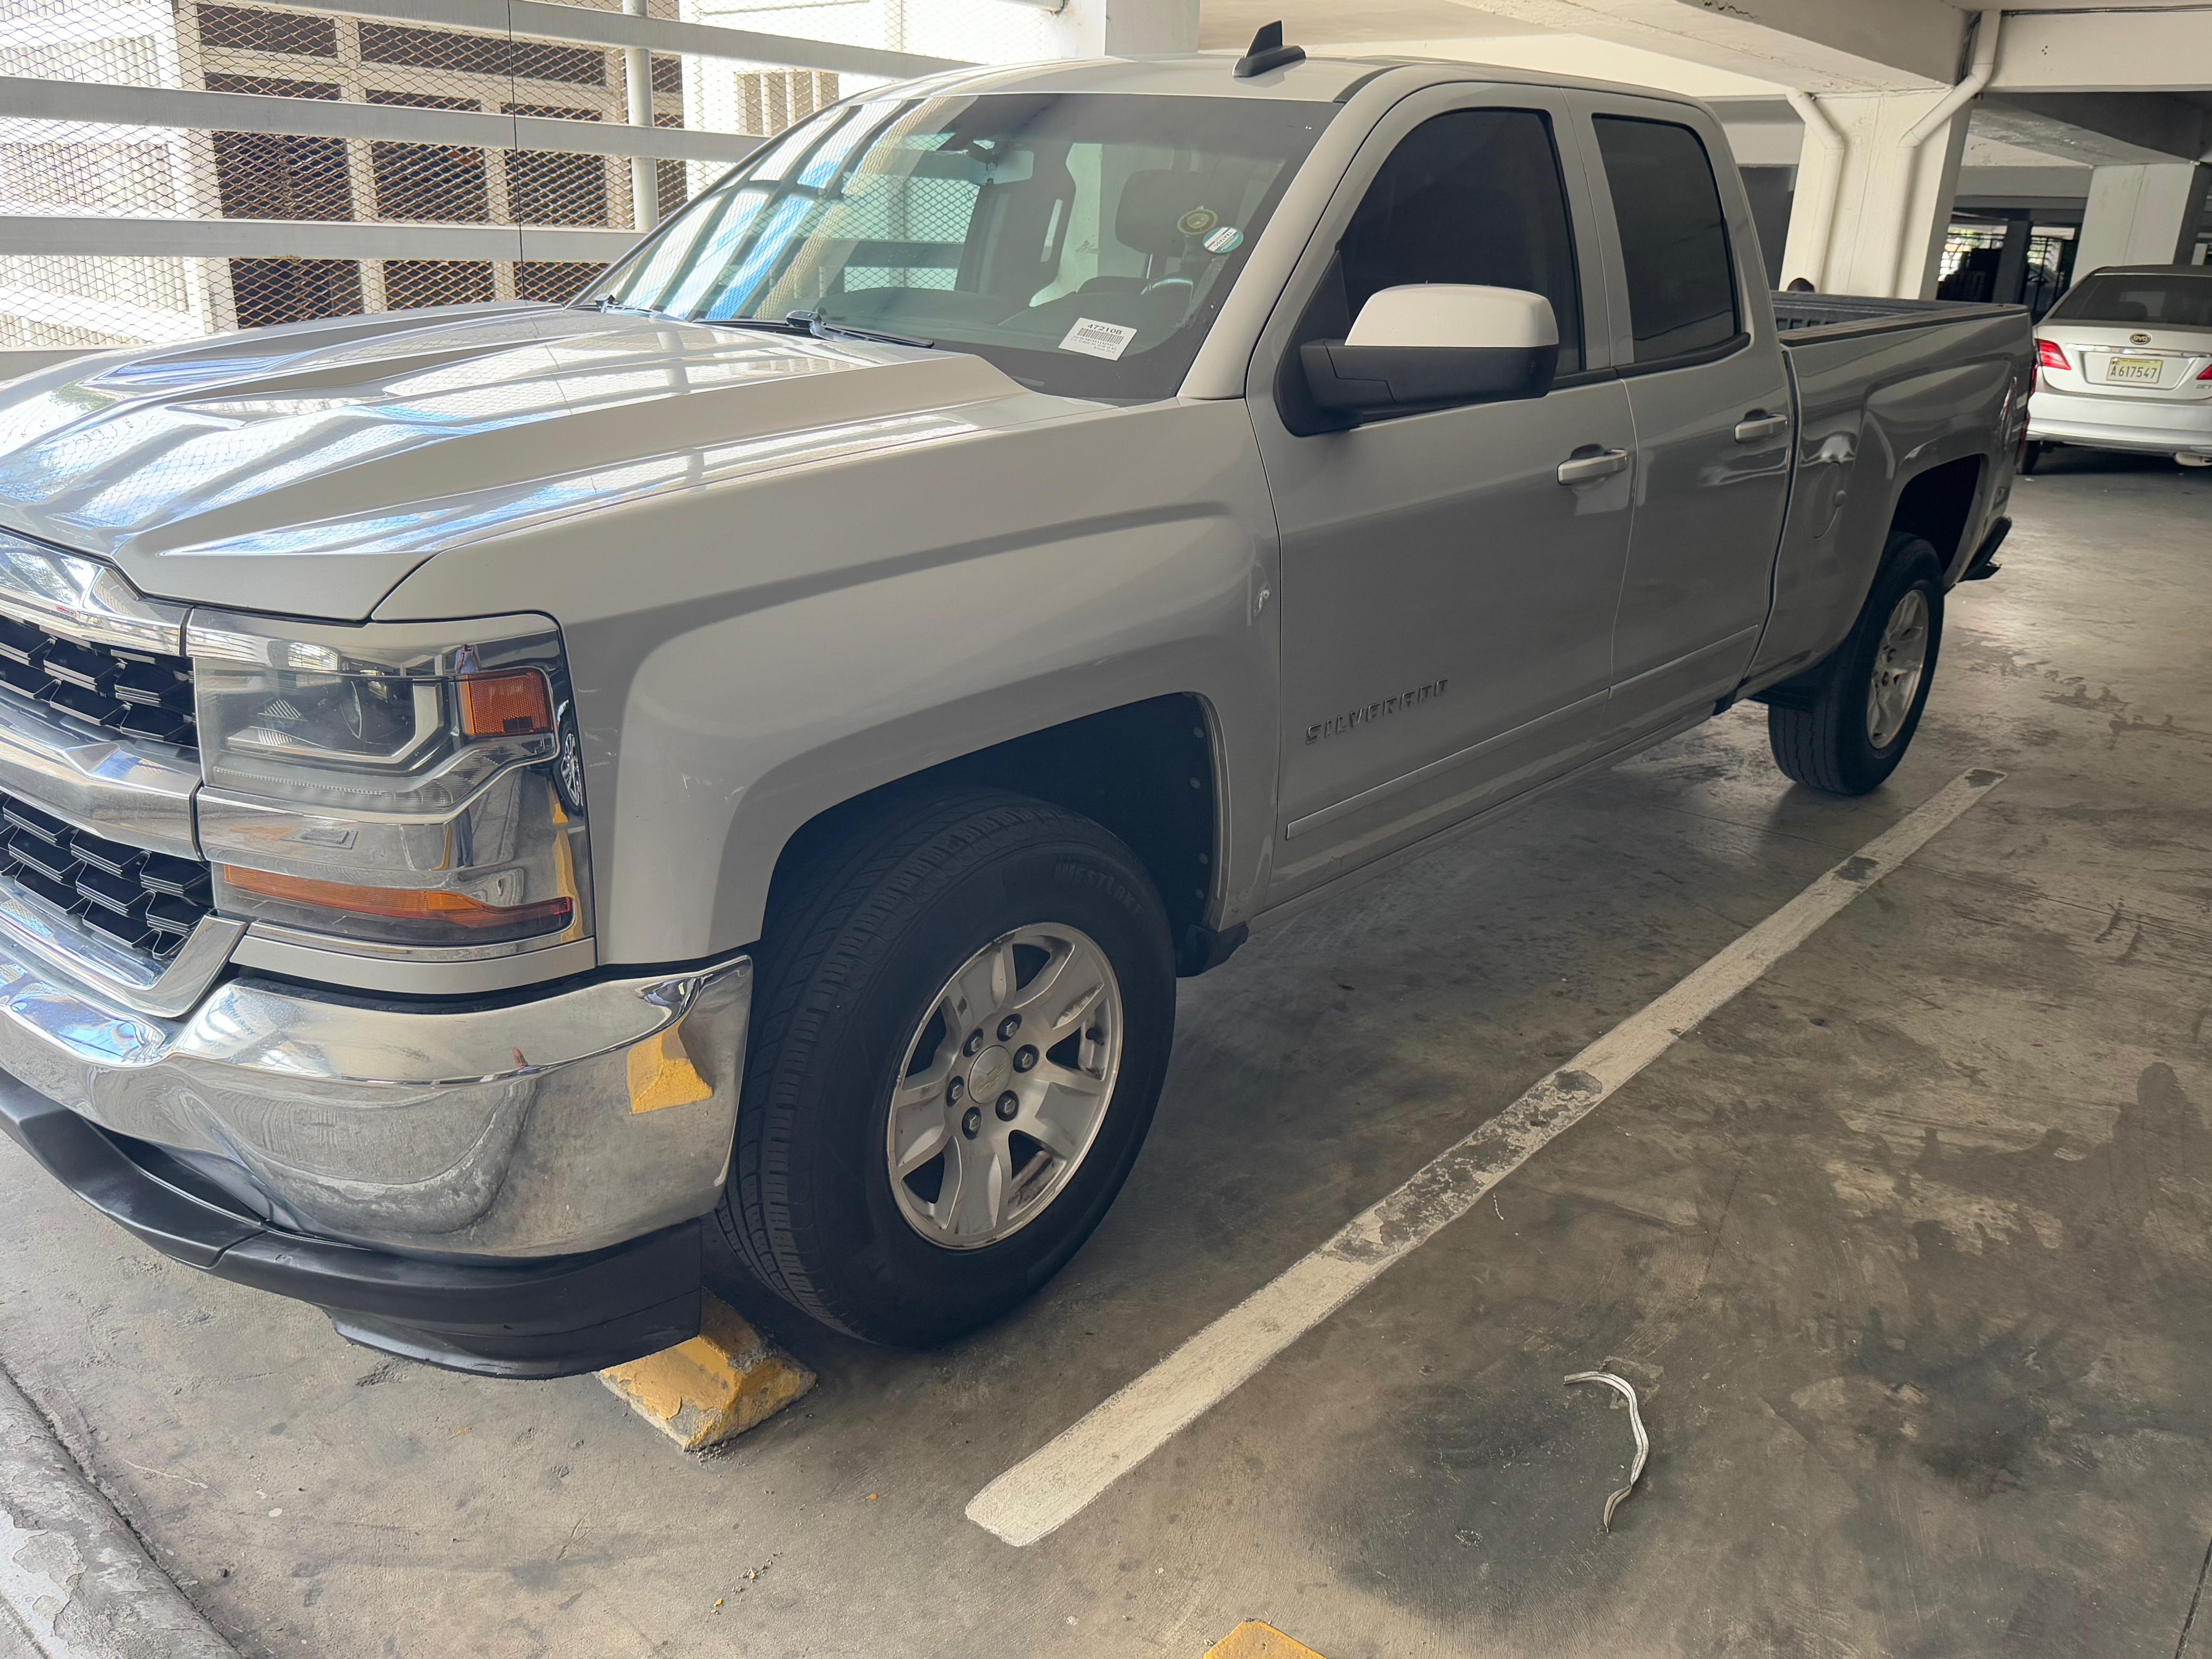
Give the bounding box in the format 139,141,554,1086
1250,93,1635,897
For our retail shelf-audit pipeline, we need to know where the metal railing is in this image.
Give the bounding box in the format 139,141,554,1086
0,0,1059,355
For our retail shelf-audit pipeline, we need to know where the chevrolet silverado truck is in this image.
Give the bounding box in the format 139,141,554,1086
0,41,2029,1377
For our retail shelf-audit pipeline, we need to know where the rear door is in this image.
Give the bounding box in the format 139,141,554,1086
1578,95,1794,736
1246,87,1635,899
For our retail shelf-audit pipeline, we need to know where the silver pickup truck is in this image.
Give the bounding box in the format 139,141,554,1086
0,46,2028,1376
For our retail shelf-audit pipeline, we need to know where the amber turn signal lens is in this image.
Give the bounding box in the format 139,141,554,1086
458,669,554,739
220,866,572,933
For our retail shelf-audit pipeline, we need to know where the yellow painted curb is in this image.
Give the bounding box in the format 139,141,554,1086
599,1293,816,1452
1202,1622,1331,1659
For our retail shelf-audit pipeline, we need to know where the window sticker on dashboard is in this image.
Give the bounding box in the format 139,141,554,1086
1059,317,1138,361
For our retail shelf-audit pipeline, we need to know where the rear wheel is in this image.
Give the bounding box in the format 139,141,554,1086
1765,533,1944,796
2021,441,2047,475
718,789,1176,1345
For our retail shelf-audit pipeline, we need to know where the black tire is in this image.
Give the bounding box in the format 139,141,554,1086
1766,533,1945,796
2021,441,2047,475
718,789,1176,1345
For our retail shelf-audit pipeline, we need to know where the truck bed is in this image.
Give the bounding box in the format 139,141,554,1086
1746,290,2032,690
1772,292,2028,342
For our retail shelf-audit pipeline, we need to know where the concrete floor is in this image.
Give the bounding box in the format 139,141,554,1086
3,448,2210,1659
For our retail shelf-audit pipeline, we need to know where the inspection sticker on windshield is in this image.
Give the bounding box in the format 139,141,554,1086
1059,317,1137,361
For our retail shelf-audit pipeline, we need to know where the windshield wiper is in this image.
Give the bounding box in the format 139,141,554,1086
786,311,936,350
682,311,938,349
698,314,809,334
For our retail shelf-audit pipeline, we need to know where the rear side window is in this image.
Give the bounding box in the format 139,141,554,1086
2049,272,2212,328
1592,116,1739,363
1336,109,1584,374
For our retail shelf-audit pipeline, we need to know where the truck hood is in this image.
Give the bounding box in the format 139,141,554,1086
0,304,1058,620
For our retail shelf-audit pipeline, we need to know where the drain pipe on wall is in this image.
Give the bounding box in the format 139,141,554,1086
1783,88,1845,292
1892,8,2002,296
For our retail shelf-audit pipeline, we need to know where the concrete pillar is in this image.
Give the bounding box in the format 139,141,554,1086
1740,165,1795,287
1780,89,1973,298
1992,215,2032,305
1043,0,1198,58
2075,163,2211,276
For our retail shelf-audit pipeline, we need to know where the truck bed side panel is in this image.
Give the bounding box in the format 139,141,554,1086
1752,312,2026,684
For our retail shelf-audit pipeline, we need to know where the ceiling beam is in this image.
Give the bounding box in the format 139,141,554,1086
1976,94,2209,168
1994,10,2212,94
1434,0,1968,92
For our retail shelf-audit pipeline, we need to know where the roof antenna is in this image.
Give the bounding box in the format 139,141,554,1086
1234,20,1305,78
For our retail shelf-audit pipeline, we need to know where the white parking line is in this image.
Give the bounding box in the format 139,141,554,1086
967,767,2006,1547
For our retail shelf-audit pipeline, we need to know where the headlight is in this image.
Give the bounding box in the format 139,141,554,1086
189,613,591,953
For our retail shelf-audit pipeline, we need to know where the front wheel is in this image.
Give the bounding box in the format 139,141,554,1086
1766,533,1944,796
718,790,1176,1345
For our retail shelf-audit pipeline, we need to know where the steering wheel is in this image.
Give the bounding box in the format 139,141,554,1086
1140,276,1195,298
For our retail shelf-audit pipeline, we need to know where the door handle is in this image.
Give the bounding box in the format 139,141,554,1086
1556,446,1630,485
1734,411,1790,442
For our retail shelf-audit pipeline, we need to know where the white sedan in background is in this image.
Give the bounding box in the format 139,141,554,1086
2026,264,2212,472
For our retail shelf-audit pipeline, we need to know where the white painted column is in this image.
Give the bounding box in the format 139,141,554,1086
1041,0,1198,58
623,0,657,233
1780,89,1973,297
2075,163,2212,276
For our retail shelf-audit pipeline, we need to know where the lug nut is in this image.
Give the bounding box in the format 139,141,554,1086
998,1013,1021,1040
947,1076,964,1104
961,1106,982,1138
1013,1045,1038,1073
995,1091,1018,1121
964,1029,986,1057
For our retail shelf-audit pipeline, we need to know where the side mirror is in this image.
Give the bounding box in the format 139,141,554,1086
1301,285,1560,421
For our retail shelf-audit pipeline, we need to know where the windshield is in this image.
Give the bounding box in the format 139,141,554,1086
2048,271,2212,330
588,92,1334,401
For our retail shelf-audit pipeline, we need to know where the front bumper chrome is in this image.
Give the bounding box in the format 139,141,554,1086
0,924,751,1259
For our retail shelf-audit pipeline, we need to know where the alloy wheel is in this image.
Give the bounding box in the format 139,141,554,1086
1866,586,1930,749
884,924,1124,1250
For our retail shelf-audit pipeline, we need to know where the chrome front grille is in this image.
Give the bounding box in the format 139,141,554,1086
0,531,213,971
0,615,197,747
0,790,213,960
0,527,197,752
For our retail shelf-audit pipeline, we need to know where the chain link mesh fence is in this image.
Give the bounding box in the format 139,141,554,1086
0,0,914,352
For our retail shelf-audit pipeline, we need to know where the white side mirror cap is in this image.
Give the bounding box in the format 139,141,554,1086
1346,284,1559,351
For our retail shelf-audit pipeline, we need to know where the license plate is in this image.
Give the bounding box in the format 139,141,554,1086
2106,356,2164,383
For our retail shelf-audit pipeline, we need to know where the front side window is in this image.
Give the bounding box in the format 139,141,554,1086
1592,115,1739,363
2049,272,2212,329
592,93,1333,401
1336,108,1585,374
